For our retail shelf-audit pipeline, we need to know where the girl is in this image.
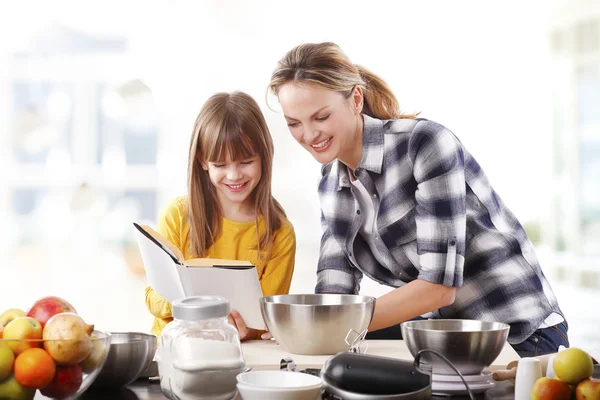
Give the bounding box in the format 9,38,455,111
145,91,296,341
267,42,567,357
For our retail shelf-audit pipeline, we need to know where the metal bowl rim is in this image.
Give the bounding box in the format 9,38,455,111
400,319,510,333
260,294,376,305
105,331,157,344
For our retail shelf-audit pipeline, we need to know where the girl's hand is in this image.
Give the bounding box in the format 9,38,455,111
261,331,273,340
228,310,257,341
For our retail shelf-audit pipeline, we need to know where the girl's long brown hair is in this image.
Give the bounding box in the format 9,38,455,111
268,42,417,119
187,91,286,258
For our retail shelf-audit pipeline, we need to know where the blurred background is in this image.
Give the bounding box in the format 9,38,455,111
1,0,598,356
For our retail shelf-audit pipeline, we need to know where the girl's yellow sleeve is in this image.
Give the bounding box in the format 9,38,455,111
144,197,186,323
260,220,296,297
145,286,173,319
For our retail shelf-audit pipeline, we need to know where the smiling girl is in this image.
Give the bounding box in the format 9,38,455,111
145,91,296,340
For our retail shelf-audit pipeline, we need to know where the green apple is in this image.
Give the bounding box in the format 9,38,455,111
0,341,15,380
0,374,35,400
0,309,26,329
553,347,594,386
2,317,42,355
0,342,14,380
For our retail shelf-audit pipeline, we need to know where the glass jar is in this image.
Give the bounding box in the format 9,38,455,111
156,295,245,400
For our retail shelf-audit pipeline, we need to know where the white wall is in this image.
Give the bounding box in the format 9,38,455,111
0,0,577,334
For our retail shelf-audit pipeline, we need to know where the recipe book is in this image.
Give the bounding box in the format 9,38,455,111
133,222,265,329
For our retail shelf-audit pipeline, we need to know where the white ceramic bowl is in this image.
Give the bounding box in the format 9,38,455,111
236,370,322,400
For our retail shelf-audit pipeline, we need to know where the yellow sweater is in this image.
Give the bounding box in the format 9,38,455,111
144,196,296,337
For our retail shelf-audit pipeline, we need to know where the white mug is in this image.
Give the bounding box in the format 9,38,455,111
546,354,557,378
514,358,543,400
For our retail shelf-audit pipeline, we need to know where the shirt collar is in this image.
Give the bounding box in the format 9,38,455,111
336,114,385,190
358,114,385,174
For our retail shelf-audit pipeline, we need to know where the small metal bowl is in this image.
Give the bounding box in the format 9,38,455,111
90,332,157,388
401,319,510,375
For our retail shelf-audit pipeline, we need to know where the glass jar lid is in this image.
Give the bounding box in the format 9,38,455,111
172,295,230,321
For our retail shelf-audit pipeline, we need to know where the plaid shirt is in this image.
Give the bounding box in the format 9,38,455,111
315,114,565,344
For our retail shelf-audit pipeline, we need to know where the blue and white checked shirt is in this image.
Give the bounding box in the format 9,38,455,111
315,114,565,344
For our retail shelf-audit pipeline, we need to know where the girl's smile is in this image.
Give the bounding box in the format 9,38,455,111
224,181,249,192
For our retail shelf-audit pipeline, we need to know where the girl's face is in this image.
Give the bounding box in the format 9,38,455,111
202,153,262,210
277,82,362,165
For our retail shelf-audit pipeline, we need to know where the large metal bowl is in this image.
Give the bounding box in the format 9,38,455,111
90,332,157,388
260,294,375,355
401,319,510,375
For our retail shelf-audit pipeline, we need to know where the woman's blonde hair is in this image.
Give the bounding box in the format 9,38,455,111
187,91,286,258
268,42,417,119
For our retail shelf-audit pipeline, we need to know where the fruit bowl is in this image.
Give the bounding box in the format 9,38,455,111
0,331,112,400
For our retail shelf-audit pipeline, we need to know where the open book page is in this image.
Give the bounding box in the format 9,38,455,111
180,266,265,330
133,223,186,302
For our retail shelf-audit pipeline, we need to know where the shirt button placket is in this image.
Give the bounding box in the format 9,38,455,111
372,191,385,253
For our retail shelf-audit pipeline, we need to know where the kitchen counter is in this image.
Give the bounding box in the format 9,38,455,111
34,340,598,400
240,339,520,371
66,365,600,400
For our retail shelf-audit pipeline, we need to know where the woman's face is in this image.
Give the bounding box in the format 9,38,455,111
277,82,362,165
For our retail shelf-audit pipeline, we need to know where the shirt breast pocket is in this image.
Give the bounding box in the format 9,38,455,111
380,207,417,247
246,249,267,280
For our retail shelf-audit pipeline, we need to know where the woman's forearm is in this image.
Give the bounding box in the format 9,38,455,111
368,279,456,331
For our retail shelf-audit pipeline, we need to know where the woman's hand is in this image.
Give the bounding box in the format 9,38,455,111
228,310,258,341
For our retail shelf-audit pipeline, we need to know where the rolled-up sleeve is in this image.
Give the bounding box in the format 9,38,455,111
410,122,466,287
315,212,362,294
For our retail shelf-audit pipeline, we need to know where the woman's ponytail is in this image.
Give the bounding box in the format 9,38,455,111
357,65,415,120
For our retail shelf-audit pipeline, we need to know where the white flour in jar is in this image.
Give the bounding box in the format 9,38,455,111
157,337,245,400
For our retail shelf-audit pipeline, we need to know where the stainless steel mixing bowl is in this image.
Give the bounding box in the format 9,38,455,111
90,332,157,388
260,294,375,355
401,319,510,375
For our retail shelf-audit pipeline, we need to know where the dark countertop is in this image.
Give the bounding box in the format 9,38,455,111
32,379,515,400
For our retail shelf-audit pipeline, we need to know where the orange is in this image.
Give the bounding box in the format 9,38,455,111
14,348,56,389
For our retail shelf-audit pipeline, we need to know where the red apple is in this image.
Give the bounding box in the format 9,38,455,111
576,378,600,400
531,377,572,400
26,297,77,328
39,364,82,399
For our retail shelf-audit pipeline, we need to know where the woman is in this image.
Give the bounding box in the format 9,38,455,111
145,91,296,340
267,42,567,357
